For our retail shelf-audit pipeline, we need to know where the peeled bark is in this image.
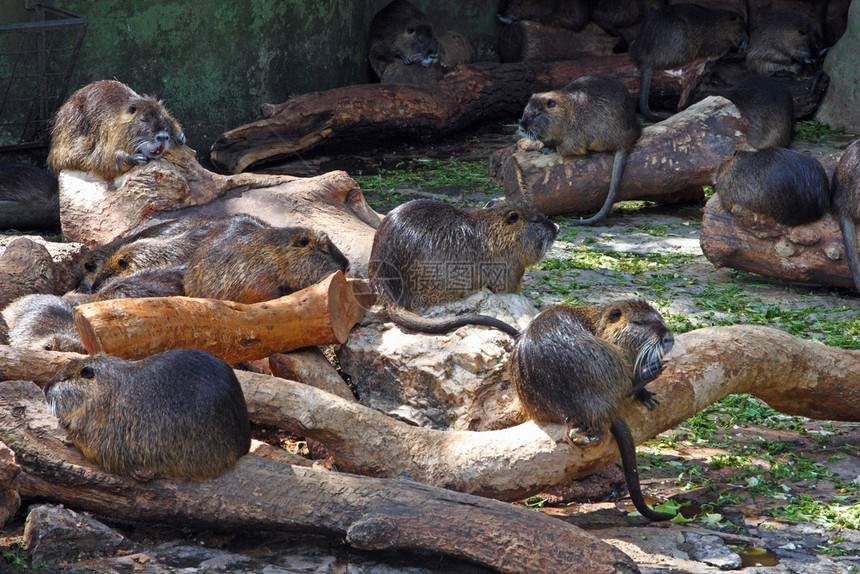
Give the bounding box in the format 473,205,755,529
1,380,639,574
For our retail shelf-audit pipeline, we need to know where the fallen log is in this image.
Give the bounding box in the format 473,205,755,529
1,380,639,574
211,56,707,174
700,193,856,290
490,96,742,217
58,144,380,277
497,21,618,63
72,272,366,363
7,325,859,501
268,348,356,402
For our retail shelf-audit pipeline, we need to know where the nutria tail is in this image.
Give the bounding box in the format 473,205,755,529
610,418,674,522
573,149,630,226
387,306,521,338
638,68,669,123
839,214,860,294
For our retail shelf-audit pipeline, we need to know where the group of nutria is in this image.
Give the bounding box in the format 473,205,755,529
0,0,855,527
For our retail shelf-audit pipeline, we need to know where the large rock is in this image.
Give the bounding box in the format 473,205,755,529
816,0,860,130
0,442,20,527
0,235,88,297
337,290,538,431
23,504,126,565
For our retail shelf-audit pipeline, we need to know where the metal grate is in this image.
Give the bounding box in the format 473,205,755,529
0,3,87,151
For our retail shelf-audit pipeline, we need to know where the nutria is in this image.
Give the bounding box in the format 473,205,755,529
368,199,558,337
830,138,860,294
47,80,185,181
509,298,675,521
368,0,439,79
92,265,186,301
519,74,641,225
747,11,823,75
713,75,794,149
588,0,646,52
45,349,250,480
1,294,86,353
0,163,59,230
629,4,747,122
183,225,349,304
0,314,8,345
715,148,830,226
497,0,590,31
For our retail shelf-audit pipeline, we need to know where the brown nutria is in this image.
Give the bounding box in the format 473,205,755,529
368,0,439,79
629,4,747,122
747,11,823,76
509,298,675,521
588,0,647,52
92,265,186,301
518,74,641,225
1,294,86,353
183,226,349,304
497,0,590,31
47,80,185,181
0,163,59,230
368,199,558,337
830,138,860,294
44,349,250,481
714,148,830,226
712,75,794,149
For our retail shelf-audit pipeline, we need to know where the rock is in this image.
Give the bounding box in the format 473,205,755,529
0,235,88,298
23,504,126,565
0,442,20,527
816,1,860,131
0,238,57,311
683,532,742,570
336,290,538,430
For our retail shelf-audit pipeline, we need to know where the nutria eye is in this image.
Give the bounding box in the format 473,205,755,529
117,258,129,269
608,308,623,322
799,30,806,36
546,99,556,109
127,104,137,114
84,262,95,272
407,26,416,34
43,343,53,351
80,366,95,379
293,236,310,248
505,211,520,224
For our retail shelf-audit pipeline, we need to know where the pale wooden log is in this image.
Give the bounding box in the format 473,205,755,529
73,272,366,363
0,345,86,383
497,21,618,63
8,325,858,501
1,381,638,574
212,56,704,174
490,96,742,217
268,348,356,402
700,192,856,289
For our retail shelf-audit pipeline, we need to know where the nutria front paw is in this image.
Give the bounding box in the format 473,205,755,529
130,153,150,166
635,388,660,410
539,146,555,155
175,132,186,145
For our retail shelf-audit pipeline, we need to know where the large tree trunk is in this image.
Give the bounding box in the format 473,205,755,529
210,57,706,174
1,380,639,574
4,324,859,502
700,193,855,289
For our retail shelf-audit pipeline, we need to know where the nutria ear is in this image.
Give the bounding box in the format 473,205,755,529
608,308,623,322
80,366,95,379
293,235,310,248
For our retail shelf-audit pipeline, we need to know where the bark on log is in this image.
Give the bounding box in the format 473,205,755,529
72,272,366,363
490,96,742,217
211,56,705,174
700,193,857,290
58,144,381,277
1,381,639,574
497,21,618,63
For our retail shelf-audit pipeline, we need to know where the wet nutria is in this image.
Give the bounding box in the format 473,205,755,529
714,148,830,226
368,0,439,79
830,138,860,294
497,0,590,31
747,11,823,75
509,298,675,521
183,225,349,304
519,74,641,225
368,199,558,337
629,4,747,122
47,80,185,181
0,163,59,230
45,349,251,480
1,294,86,353
713,75,794,149
92,265,186,301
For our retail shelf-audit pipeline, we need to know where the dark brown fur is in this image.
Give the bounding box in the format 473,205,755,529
509,298,675,521
1,294,86,353
830,138,860,294
588,0,647,52
44,349,251,481
368,0,439,79
714,148,830,226
519,74,641,224
629,4,747,121
712,75,794,149
747,11,822,75
0,163,59,230
47,80,185,181
183,226,349,304
497,0,590,31
92,265,186,301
